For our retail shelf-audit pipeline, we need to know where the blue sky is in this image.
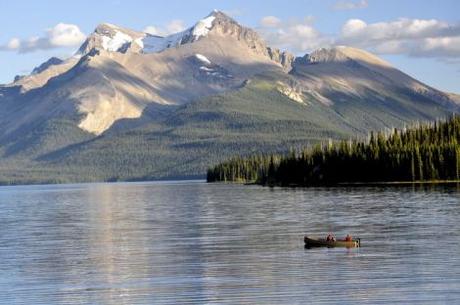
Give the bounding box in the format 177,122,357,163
0,0,459,92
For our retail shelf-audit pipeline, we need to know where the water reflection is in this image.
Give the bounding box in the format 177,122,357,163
0,182,459,304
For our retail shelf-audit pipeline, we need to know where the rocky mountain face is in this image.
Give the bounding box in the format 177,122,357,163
32,57,64,74
291,46,458,111
1,11,292,136
0,10,458,184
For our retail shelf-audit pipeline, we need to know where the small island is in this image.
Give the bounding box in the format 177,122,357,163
207,116,460,186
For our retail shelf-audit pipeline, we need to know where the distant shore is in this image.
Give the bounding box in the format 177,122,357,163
0,177,206,187
337,180,460,186
237,180,460,188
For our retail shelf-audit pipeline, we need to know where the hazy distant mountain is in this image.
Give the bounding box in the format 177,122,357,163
0,11,458,184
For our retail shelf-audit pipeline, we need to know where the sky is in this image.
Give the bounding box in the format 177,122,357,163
0,0,459,92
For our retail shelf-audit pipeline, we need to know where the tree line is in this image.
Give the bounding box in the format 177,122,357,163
207,116,460,185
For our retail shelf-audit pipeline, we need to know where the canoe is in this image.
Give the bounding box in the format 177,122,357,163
304,235,360,248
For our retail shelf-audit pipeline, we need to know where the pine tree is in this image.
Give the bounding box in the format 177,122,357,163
207,116,460,185
456,146,460,181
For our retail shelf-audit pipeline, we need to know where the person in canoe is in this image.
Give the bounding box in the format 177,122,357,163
326,233,336,242
344,234,352,242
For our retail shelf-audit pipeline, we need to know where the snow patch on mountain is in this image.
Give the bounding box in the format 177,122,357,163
79,12,218,55
134,38,144,49
199,66,214,72
142,33,183,53
195,54,211,65
142,14,216,54
189,54,233,79
191,16,215,39
101,31,133,52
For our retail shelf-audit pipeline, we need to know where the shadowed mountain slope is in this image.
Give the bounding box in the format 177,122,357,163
0,11,458,184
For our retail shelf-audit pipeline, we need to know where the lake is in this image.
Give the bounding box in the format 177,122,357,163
0,181,459,304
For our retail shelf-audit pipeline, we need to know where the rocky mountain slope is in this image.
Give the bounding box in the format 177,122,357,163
0,11,458,184
0,11,288,136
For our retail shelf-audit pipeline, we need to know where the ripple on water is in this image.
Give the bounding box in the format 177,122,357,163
0,182,459,304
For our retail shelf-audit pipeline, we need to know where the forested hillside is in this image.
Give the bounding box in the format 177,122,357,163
207,116,460,185
0,11,459,185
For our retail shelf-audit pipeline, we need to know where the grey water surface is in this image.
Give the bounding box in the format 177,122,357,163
0,181,459,304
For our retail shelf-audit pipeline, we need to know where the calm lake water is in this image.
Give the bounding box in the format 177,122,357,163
0,181,459,304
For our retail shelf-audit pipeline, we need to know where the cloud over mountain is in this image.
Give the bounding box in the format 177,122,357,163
260,16,281,28
143,19,186,36
2,14,459,61
259,15,460,59
258,16,333,53
337,18,460,58
0,23,86,53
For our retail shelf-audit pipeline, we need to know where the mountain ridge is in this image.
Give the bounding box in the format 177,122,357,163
0,10,458,184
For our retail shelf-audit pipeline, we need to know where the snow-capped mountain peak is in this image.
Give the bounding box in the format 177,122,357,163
77,23,144,55
141,11,221,54
191,13,216,39
76,11,260,56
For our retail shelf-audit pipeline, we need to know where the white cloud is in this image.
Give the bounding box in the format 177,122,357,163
0,23,86,53
166,20,186,34
337,18,460,58
2,16,458,62
340,18,453,42
48,23,86,47
259,14,460,60
7,38,20,49
372,40,405,54
333,0,368,10
259,16,333,53
341,19,367,38
143,26,161,36
417,36,460,57
143,19,186,36
260,16,281,28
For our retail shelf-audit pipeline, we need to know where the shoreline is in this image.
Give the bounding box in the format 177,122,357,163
337,180,460,186
0,177,206,188
234,180,460,187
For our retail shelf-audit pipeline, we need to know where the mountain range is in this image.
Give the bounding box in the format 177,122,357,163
0,10,459,184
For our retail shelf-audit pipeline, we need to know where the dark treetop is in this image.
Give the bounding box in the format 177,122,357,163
207,116,460,186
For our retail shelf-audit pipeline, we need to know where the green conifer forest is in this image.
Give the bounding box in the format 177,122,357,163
207,116,460,186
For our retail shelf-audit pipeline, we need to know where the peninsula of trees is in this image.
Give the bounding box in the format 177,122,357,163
207,116,460,186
